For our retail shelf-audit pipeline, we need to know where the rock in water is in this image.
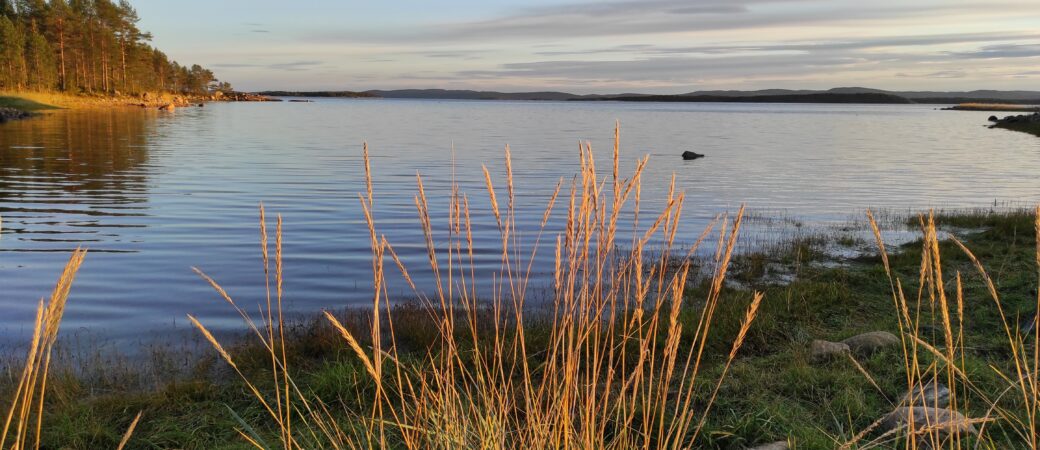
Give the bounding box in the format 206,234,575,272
899,380,951,408
841,331,899,355
158,103,176,111
746,441,789,450
682,151,704,160
881,406,976,435
0,107,31,123
810,339,849,361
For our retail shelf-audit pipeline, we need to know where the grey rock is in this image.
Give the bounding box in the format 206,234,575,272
0,107,32,123
841,331,899,355
810,339,849,361
882,406,976,435
899,380,951,408
746,441,789,450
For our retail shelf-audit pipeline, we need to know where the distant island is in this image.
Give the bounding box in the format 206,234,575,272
257,91,377,98
256,87,1040,105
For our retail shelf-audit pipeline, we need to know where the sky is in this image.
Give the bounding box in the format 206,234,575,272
132,0,1040,94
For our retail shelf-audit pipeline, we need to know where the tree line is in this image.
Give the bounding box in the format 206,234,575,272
0,0,229,95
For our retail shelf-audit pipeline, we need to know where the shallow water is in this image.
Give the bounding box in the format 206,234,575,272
0,99,1037,342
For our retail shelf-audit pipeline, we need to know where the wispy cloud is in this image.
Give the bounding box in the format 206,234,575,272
212,60,324,72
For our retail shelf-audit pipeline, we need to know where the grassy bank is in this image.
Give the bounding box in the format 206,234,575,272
4,130,1040,448
0,95,61,112
0,91,217,114
8,207,1035,449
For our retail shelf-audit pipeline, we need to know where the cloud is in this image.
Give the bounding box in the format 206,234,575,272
951,43,1040,59
533,32,1040,57
306,0,1036,44
896,70,966,79
268,60,323,71
212,61,324,72
251,29,270,33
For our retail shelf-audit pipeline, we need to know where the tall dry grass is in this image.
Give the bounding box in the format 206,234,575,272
838,209,1040,449
0,249,140,450
190,124,766,449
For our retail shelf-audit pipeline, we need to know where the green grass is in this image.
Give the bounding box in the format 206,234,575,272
0,95,61,112
5,207,1035,449
994,121,1040,137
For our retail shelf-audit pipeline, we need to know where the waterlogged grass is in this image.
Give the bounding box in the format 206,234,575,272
4,127,1040,448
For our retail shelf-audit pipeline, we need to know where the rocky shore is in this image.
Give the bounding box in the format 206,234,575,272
0,91,283,119
0,107,33,123
988,111,1040,136
135,91,281,110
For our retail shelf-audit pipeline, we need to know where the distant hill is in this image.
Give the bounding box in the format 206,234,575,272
252,87,1040,105
257,91,377,98
593,92,914,104
363,89,610,101
682,87,1040,104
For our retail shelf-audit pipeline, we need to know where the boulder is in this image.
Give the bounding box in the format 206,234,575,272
0,107,32,123
682,151,705,160
746,441,788,450
810,339,849,361
899,380,951,408
841,331,899,355
881,406,976,435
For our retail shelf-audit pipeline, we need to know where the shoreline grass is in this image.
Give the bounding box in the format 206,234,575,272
0,95,62,112
3,206,1038,449
993,121,1040,137
946,103,1040,112
3,126,1040,448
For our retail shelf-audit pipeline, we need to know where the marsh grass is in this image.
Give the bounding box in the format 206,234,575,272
187,125,768,449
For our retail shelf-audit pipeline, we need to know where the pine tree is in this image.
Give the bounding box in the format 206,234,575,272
0,15,24,89
0,0,218,94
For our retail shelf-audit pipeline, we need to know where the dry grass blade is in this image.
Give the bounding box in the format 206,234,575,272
115,411,143,450
0,248,86,450
185,124,767,449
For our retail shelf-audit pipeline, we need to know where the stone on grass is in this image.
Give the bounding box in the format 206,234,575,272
881,406,976,435
841,331,899,355
810,339,849,361
899,380,951,408
746,441,789,450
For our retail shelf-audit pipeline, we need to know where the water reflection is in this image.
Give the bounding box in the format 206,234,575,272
0,100,1037,344
0,110,155,253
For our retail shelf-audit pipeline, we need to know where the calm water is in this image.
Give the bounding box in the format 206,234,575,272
1,99,1038,342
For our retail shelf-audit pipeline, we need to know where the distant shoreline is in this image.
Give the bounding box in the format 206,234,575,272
254,87,1040,105
0,91,280,121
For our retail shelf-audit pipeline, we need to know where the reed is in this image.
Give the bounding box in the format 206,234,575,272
841,208,1040,448
189,124,765,449
0,249,142,449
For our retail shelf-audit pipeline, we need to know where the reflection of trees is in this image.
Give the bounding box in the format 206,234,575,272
0,110,156,251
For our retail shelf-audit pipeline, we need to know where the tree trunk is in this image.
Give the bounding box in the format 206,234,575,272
119,37,127,90
58,22,66,91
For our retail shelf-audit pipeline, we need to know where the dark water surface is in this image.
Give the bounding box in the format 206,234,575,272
1,100,1038,342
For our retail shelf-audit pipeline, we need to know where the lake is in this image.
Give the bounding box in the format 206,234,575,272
1,99,1038,343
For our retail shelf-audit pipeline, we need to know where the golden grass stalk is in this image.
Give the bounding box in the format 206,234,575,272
859,208,1040,449
192,124,764,449
0,249,86,450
